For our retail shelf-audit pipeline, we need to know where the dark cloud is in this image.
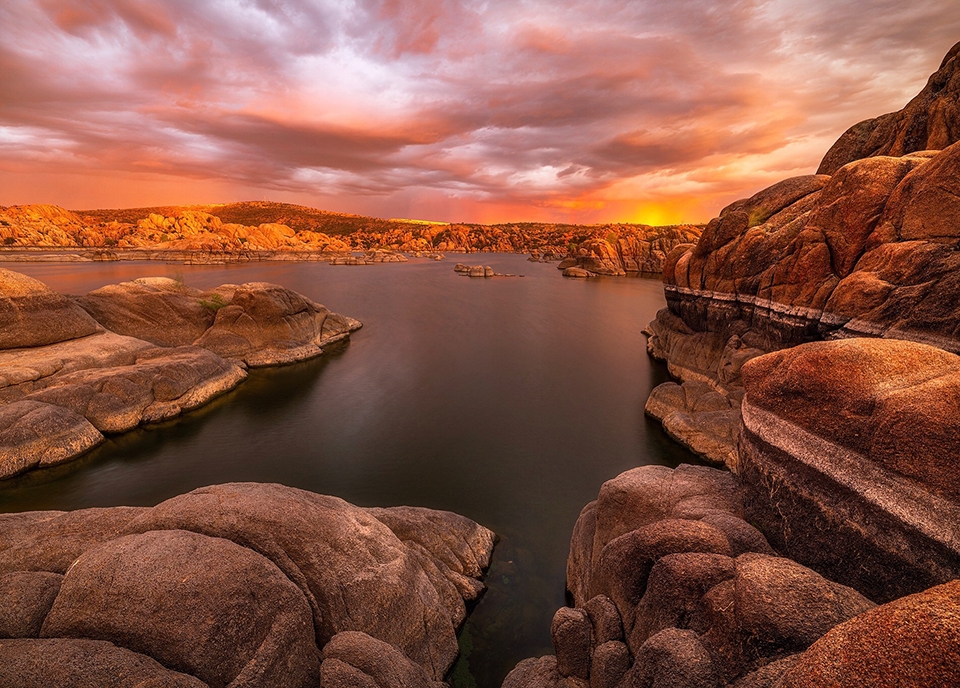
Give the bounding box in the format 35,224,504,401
1,0,959,222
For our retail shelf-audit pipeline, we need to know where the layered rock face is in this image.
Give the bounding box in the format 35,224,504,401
818,41,960,174
0,270,360,479
648,43,960,405
738,338,960,602
502,465,876,688
0,482,495,687
647,144,960,466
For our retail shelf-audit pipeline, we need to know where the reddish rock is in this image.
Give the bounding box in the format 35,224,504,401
623,628,720,688
75,277,217,347
0,268,102,348
320,631,443,688
739,339,960,602
552,607,592,679
777,580,960,688
0,572,62,638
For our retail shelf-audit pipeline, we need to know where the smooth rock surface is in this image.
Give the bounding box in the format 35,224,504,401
0,638,208,688
0,483,494,687
0,268,102,348
0,270,360,479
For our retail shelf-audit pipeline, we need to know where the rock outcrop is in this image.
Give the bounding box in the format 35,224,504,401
0,269,360,479
0,482,495,687
738,338,960,602
647,47,960,464
818,41,960,174
453,264,518,278
503,464,875,688
648,148,960,468
557,226,702,276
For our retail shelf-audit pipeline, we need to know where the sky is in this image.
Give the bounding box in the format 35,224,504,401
1,1,959,225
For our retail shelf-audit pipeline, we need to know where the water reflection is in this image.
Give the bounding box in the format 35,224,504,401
0,255,694,686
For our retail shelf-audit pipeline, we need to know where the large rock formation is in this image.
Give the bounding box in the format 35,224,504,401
818,41,960,174
738,338,960,602
503,464,875,688
0,269,360,479
0,482,495,687
647,147,960,468
647,46,960,456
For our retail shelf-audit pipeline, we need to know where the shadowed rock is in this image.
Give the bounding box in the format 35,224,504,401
623,628,720,688
319,631,443,688
501,656,563,688
40,529,320,688
0,638,208,688
507,465,878,688
0,571,62,638
120,483,490,679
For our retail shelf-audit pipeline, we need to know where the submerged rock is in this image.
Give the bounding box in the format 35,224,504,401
0,483,495,687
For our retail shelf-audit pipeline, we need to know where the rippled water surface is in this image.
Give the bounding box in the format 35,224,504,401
0,254,693,686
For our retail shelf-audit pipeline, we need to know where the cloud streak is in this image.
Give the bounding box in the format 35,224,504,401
1,0,959,223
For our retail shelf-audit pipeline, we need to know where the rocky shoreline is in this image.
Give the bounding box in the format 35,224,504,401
0,268,361,480
501,338,960,686
501,42,960,688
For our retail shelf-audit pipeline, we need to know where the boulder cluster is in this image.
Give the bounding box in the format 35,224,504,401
0,482,495,687
0,269,360,479
453,264,519,278
556,226,703,277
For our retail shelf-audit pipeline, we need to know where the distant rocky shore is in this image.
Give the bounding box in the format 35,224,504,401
0,203,701,276
0,268,361,480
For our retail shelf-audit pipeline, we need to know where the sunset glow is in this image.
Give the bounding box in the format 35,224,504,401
2,1,959,223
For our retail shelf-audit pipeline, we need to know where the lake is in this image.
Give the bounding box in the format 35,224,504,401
0,254,694,686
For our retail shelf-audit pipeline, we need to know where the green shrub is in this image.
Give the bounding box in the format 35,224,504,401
198,294,228,312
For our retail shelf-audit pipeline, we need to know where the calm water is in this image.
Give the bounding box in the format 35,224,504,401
0,254,692,686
